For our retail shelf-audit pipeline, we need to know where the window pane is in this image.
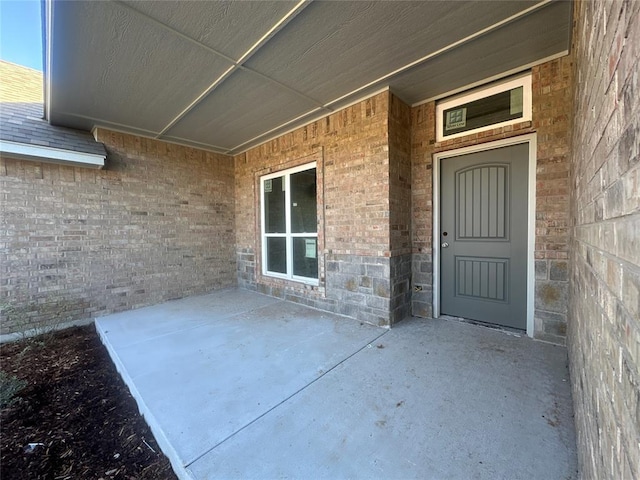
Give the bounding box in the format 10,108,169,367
443,86,524,137
266,237,286,273
264,176,285,233
293,237,318,279
290,168,317,233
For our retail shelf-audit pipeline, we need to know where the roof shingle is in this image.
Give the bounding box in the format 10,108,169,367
0,61,106,157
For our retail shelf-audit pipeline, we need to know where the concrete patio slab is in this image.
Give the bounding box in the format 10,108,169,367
96,288,577,480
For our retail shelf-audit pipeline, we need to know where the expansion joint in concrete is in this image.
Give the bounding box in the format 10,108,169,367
183,328,390,468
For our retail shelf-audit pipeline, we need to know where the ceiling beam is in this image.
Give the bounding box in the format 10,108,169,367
323,0,554,109
113,0,237,64
227,86,391,154
235,0,311,66
152,0,314,138
225,0,556,154
237,65,327,109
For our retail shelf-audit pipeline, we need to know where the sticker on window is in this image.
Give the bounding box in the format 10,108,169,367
264,179,272,193
445,107,467,130
305,238,316,258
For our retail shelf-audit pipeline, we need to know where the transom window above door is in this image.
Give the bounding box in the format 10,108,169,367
436,72,532,142
261,163,318,284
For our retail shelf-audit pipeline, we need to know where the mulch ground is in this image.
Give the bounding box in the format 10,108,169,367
1,325,177,480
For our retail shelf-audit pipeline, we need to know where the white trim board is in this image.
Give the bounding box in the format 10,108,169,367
432,133,537,337
0,140,105,169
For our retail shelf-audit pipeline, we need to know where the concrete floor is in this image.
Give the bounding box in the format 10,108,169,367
96,288,578,480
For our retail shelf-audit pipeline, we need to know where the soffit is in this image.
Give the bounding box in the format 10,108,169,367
392,0,572,104
47,0,572,155
242,0,539,104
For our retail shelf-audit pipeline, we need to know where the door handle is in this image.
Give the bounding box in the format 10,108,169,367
441,242,449,248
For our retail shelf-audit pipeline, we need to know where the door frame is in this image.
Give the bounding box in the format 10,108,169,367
432,133,537,337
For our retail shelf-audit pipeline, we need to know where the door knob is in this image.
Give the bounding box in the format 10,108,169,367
441,242,449,248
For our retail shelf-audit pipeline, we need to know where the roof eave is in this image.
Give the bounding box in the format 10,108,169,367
0,139,106,169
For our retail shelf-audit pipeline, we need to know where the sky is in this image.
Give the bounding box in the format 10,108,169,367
0,0,43,71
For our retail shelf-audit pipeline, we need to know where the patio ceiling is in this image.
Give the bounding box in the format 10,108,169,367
46,0,572,155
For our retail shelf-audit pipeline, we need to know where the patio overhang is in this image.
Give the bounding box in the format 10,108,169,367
45,0,572,155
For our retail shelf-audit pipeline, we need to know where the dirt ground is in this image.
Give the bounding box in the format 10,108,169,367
0,325,177,480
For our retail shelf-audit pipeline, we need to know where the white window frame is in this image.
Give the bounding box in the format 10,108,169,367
436,72,532,142
260,162,318,285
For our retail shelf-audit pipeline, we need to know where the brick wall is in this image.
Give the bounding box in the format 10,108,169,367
568,0,640,478
531,58,573,343
411,101,436,318
388,93,412,323
389,94,412,257
0,129,235,333
235,91,412,326
410,56,573,342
